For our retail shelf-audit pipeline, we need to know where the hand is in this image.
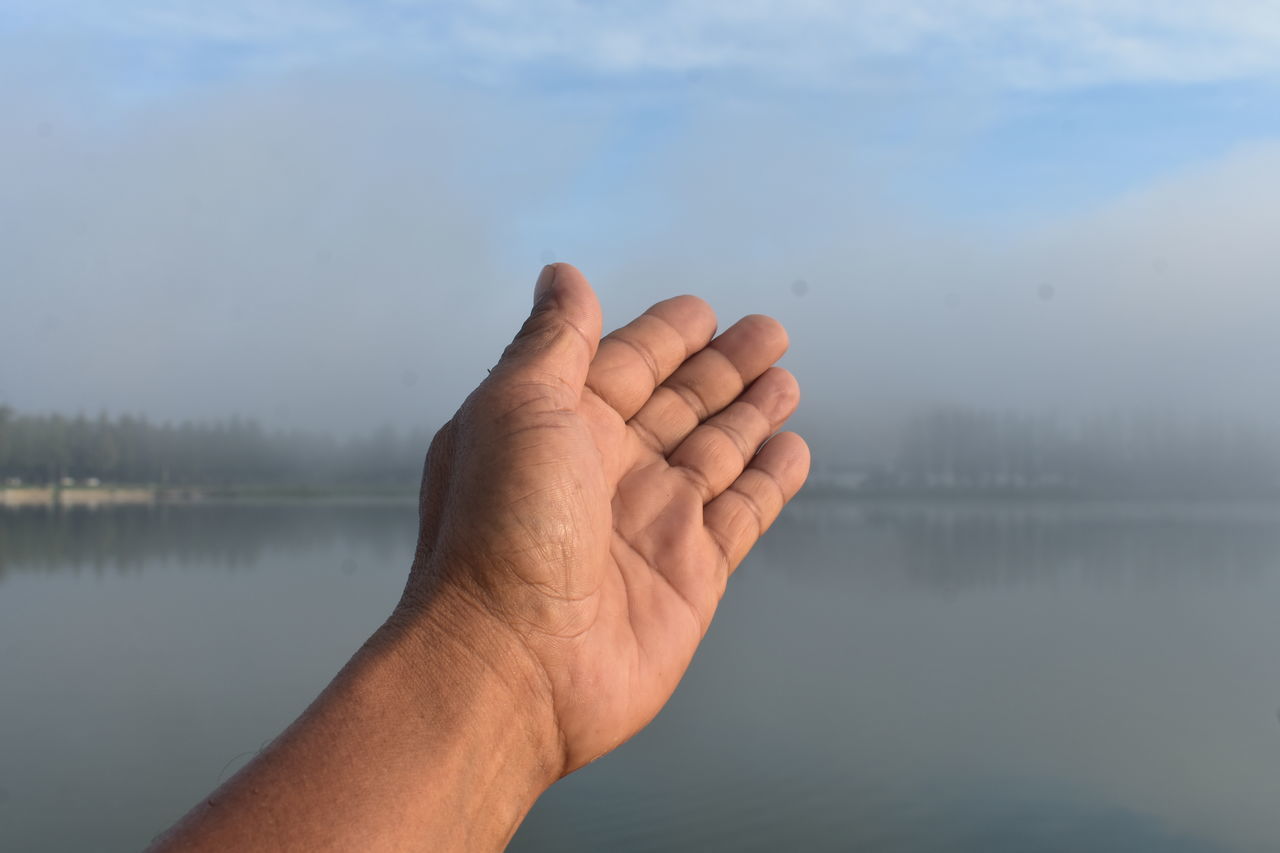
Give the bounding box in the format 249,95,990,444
403,263,810,775
149,263,810,852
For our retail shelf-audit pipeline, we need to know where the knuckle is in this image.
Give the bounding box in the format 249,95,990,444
614,332,662,385
678,464,715,502
711,418,754,459
730,485,768,537
670,381,711,422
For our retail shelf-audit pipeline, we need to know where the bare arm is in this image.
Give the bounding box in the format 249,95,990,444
150,263,810,851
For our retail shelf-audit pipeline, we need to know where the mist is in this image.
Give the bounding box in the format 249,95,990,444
3,25,1279,476
9,8,1280,852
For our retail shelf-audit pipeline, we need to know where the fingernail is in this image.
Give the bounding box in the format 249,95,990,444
533,264,557,307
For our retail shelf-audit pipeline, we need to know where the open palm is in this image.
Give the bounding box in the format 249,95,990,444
409,264,809,774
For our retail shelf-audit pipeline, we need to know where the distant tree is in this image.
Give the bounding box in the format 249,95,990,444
888,406,1280,498
0,405,432,488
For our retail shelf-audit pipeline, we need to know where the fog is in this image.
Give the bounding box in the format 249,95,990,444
7,9,1280,851
4,9,1280,473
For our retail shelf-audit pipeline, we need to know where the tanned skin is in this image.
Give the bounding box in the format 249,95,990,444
150,264,810,851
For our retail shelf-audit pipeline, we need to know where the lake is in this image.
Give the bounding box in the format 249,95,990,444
2,498,1278,851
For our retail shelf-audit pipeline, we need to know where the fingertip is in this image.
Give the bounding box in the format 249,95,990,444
758,431,811,498
533,264,558,305
648,294,718,346
495,263,603,397
737,314,790,357
660,293,716,320
545,260,582,280
533,262,603,342
760,365,800,398
746,367,801,425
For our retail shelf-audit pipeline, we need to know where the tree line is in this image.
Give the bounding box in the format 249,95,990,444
867,408,1280,499
0,406,433,487
5,404,1279,498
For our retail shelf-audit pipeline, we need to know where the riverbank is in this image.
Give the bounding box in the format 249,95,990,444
0,484,416,508
0,486,156,508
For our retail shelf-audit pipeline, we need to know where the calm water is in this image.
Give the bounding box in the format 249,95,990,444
2,499,1279,851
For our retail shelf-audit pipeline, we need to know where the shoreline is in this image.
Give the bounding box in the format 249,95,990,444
1,486,157,508
0,485,418,509
5,482,1280,511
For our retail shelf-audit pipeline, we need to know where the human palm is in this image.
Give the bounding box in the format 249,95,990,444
408,264,809,774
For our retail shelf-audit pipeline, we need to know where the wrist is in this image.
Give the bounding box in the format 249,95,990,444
385,576,567,791
151,578,565,853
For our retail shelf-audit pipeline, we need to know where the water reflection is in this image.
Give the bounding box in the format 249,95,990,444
2,499,1279,852
9,498,1279,590
520,498,1280,852
761,498,1280,590
0,501,418,580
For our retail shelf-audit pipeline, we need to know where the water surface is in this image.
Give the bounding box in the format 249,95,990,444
2,499,1278,851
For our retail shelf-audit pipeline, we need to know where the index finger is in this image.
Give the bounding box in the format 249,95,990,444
585,295,717,420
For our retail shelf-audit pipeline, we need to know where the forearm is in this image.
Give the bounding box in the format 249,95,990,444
149,592,561,852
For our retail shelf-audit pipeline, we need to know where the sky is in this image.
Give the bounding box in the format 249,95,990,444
3,1,1280,465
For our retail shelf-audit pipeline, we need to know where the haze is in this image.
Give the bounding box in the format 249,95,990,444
4,2,1280,471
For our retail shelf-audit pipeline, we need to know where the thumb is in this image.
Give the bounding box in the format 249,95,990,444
494,263,603,399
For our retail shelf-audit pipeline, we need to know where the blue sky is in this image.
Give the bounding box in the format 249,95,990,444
8,0,1280,224
4,2,1280,453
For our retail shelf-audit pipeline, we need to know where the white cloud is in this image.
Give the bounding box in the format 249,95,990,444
4,5,1280,449
9,0,1280,90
